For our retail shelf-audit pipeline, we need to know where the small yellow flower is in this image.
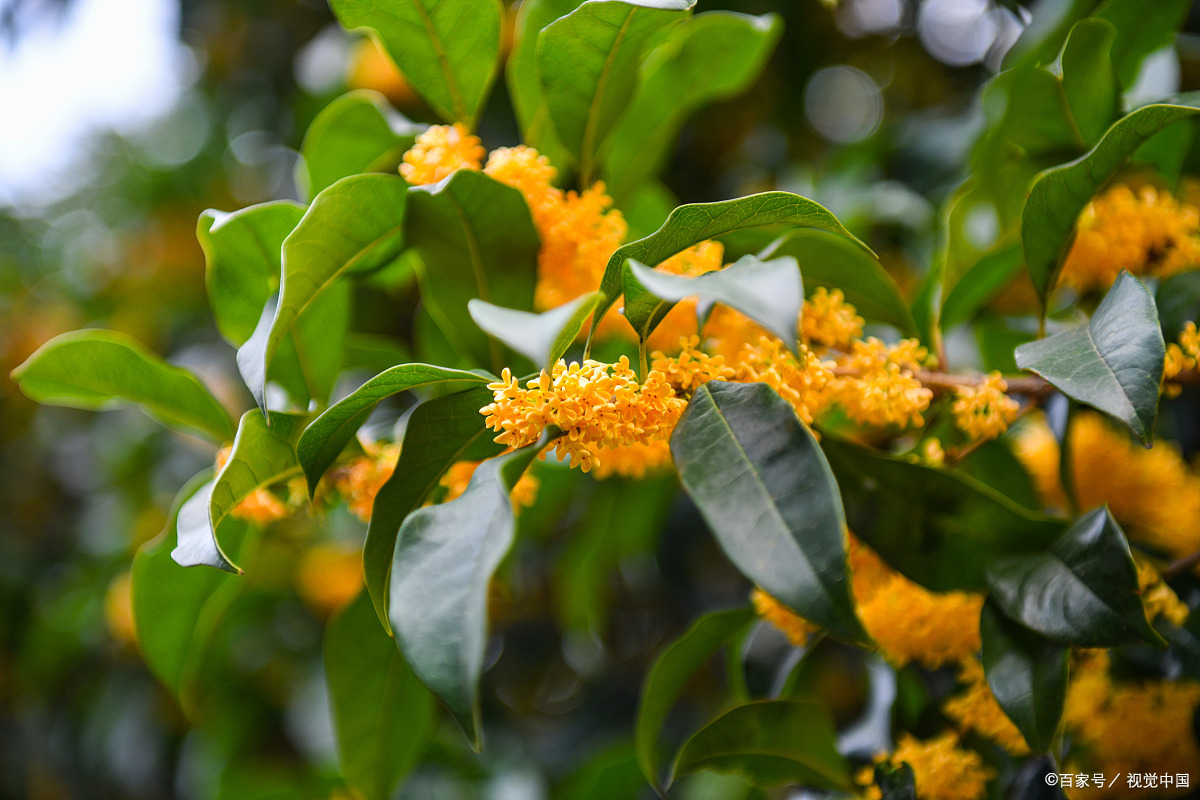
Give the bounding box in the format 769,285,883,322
752,588,819,647
802,287,864,349
1137,560,1189,627
952,372,1020,442
834,338,933,429
332,441,399,523
733,335,836,425
943,659,1029,756
864,732,994,800
400,123,485,185
650,335,735,393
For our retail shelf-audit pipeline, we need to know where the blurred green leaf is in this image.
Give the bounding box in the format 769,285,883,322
299,90,419,200
330,0,503,125
559,742,647,800
11,330,234,443
468,292,604,372
1156,270,1200,334
1094,0,1191,87
1003,0,1099,70
939,243,1023,330
1015,271,1165,444
342,332,412,375
508,0,582,165
1061,20,1119,144
672,381,865,643
875,763,916,800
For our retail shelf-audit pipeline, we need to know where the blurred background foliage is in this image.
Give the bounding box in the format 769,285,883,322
3,0,1199,798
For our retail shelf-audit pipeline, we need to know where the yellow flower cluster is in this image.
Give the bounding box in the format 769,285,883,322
331,442,399,523
399,123,485,185
587,439,674,480
480,357,686,473
650,335,735,394
802,287,864,349
834,338,934,428
952,372,1020,442
1061,184,1200,292
732,336,836,425
942,659,1029,756
751,588,819,647
1137,560,1189,627
861,732,994,800
294,543,364,618
1164,321,1199,393
216,445,289,526
436,458,541,511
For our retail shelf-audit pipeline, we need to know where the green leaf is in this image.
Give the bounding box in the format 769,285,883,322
671,381,866,643
1094,0,1191,87
635,607,755,789
198,201,305,346
1022,95,1200,300
330,0,503,126
671,700,850,791
298,90,419,200
342,332,412,375
325,591,436,800
939,243,1024,330
625,255,803,353
592,192,866,333
408,170,540,372
874,763,916,800
1157,270,1200,334
507,0,582,163
1015,271,1165,444
389,441,546,749
11,330,234,443
985,507,1165,648
760,230,918,336
536,0,695,179
1003,0,1098,70
262,174,408,407
979,600,1067,753
364,386,505,630
602,11,781,202
468,292,603,372
1061,20,1119,144
297,363,493,495
820,438,1064,592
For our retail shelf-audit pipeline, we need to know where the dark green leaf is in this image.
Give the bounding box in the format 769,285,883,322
408,170,540,372
364,386,505,630
1156,270,1200,334
760,230,918,336
467,291,604,372
1061,20,1119,144
325,591,436,800
626,255,803,353
979,600,1067,753
1023,95,1200,300
559,742,647,800
1094,0,1191,87
958,439,1040,510
593,192,865,332
330,0,503,125
298,90,419,199
940,243,1024,330
602,11,781,202
536,0,695,178
635,607,756,789
11,330,234,443
875,763,916,800
298,363,491,494
671,700,850,791
820,437,1064,592
389,442,546,749
985,507,1164,648
671,381,866,643
342,332,412,375
1015,271,1165,444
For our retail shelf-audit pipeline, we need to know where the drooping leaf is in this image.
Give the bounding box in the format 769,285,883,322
468,292,604,372
671,381,866,643
671,700,850,791
1015,271,1165,444
985,507,1165,648
625,255,803,353
979,600,1067,754
820,438,1064,592
407,170,540,372
602,11,781,202
389,442,546,749
536,0,695,178
325,591,436,800
262,174,408,407
11,330,234,443
297,364,492,495
760,230,918,336
330,0,503,126
364,387,505,630
298,90,419,199
1022,95,1200,300
1060,20,1119,144
635,607,756,789
593,192,866,331
507,0,582,163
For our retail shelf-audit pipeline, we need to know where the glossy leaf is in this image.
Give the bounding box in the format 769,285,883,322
1061,20,1118,144
389,442,546,749
408,170,540,371
536,0,695,177
985,507,1164,648
325,591,436,800
11,329,234,443
297,364,492,495
671,700,850,791
364,387,505,630
1023,95,1200,299
468,292,603,372
603,11,781,201
635,607,755,789
593,192,865,331
330,0,503,125
760,230,918,336
1015,271,1165,444
979,600,1067,753
820,438,1064,592
298,90,419,199
671,381,866,643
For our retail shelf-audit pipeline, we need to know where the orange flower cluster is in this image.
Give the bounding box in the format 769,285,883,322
942,659,1029,756
751,588,818,647
399,123,485,185
801,287,864,349
833,337,934,428
861,732,994,800
294,543,364,618
732,336,837,425
1164,321,1199,392
437,458,541,511
331,442,399,523
952,372,1020,442
650,335,735,394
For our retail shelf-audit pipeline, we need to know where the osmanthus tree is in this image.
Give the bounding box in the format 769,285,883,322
12,0,1200,798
